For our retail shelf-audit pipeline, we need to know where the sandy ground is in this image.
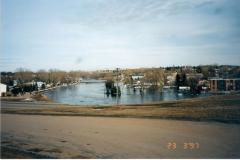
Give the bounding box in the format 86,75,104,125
1,114,240,158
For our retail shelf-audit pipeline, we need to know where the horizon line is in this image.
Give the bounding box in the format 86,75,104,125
1,64,240,73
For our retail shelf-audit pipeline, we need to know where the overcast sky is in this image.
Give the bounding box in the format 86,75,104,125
1,0,240,71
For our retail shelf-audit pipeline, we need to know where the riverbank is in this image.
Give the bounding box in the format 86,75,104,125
0,81,80,102
1,94,240,124
0,93,53,102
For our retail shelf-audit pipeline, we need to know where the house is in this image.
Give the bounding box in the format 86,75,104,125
131,74,144,81
186,73,204,80
13,80,18,86
36,81,45,90
209,78,240,92
179,86,190,91
0,83,7,97
166,72,177,86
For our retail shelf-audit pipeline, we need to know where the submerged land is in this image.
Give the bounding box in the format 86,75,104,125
1,94,240,158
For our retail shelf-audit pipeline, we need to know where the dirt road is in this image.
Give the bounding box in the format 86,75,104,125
1,114,240,158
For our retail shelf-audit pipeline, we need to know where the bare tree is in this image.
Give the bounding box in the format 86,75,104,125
15,68,33,84
36,69,49,82
144,68,165,90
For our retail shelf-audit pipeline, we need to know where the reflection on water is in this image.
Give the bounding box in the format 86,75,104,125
44,83,210,105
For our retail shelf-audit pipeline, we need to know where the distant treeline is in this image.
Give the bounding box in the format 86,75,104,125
1,65,240,87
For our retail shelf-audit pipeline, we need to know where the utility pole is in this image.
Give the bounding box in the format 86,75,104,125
114,68,120,105
116,68,119,96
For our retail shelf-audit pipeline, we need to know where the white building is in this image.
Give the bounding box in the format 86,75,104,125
13,80,18,86
131,75,144,80
37,81,44,89
0,83,7,97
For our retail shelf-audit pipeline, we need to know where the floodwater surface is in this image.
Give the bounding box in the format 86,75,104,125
44,82,210,105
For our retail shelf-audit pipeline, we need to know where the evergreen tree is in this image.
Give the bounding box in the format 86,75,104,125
175,74,181,90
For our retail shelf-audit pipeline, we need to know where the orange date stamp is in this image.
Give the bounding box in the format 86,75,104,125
167,142,200,150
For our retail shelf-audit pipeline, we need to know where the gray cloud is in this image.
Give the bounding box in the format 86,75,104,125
2,0,240,71
62,0,219,27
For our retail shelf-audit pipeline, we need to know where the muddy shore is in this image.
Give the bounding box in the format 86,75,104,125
1,94,240,123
